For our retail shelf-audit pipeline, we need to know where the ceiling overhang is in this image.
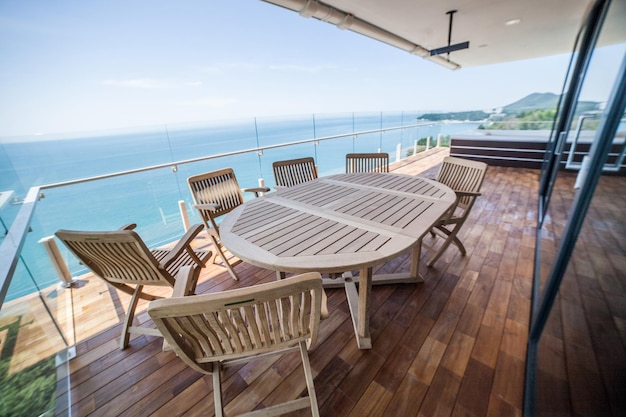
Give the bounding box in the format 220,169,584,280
261,0,626,70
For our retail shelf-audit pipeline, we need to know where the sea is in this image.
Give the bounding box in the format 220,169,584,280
0,112,480,301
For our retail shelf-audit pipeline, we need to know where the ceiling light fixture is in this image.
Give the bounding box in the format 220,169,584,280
505,18,521,26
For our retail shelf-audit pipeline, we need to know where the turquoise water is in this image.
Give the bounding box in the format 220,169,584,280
0,113,479,301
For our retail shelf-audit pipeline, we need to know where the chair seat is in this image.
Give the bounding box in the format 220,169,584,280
151,248,210,276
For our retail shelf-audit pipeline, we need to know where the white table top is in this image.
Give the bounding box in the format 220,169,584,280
220,172,455,274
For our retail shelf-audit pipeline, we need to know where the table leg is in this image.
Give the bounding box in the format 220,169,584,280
410,237,423,280
344,267,372,349
357,266,372,349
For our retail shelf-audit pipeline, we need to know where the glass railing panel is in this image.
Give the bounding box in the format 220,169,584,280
255,114,316,147
383,112,412,154
0,255,72,417
2,127,173,186
165,118,259,161
314,135,355,176
0,142,27,236
352,111,385,133
310,112,356,139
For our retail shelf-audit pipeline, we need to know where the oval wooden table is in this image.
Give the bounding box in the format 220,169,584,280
220,172,455,349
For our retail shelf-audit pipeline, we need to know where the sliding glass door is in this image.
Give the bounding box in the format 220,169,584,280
526,0,626,415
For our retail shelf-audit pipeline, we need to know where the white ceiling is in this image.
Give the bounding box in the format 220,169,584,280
261,0,626,69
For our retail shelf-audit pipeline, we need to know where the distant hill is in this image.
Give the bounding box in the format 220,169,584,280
418,92,601,121
502,92,600,116
502,92,560,115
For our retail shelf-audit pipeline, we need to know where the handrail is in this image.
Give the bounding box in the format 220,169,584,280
38,122,434,190
565,114,626,171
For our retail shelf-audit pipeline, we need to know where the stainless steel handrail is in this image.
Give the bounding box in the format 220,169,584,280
565,114,626,171
38,122,432,190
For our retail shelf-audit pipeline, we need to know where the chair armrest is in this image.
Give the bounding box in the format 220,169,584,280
454,191,481,198
242,187,271,197
172,265,197,297
192,203,220,212
160,224,205,268
119,223,137,231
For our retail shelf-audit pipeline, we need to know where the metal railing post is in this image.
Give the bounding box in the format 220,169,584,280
38,236,74,288
178,200,190,232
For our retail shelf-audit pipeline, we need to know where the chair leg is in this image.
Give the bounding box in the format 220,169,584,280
121,285,143,349
210,235,239,281
427,226,463,268
213,363,224,417
299,341,320,417
451,235,467,256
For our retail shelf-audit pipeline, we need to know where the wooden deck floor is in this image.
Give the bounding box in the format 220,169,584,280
64,148,538,417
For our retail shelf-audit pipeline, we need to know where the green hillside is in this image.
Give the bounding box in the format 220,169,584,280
417,110,489,121
502,92,560,114
418,92,601,121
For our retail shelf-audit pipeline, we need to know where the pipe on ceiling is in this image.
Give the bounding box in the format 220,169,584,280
262,0,461,70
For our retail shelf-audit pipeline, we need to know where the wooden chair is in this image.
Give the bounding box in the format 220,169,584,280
272,157,318,189
346,152,390,173
55,223,210,349
187,168,269,281
148,272,323,417
426,156,487,267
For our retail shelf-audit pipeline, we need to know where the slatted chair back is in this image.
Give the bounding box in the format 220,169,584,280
56,229,175,287
272,157,318,188
148,272,323,417
188,168,245,223
346,152,390,173
436,156,487,211
188,168,260,281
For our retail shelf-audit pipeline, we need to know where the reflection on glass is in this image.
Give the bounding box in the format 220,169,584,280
531,0,626,415
536,174,626,416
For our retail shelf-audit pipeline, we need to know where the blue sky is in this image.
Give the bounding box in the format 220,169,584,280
0,0,623,137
